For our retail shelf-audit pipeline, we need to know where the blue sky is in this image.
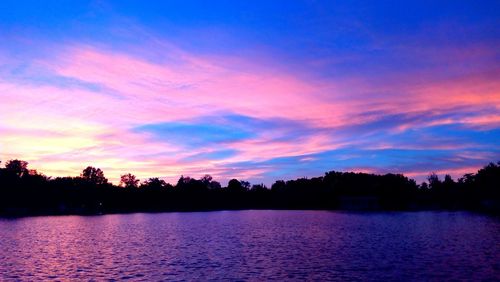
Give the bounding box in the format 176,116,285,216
0,0,499,184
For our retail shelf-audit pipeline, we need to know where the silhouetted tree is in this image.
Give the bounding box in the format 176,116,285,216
227,179,243,192
271,180,286,192
120,173,139,188
5,159,29,177
176,175,206,192
81,166,108,185
474,162,500,199
251,183,268,192
427,173,441,190
419,182,429,190
176,175,191,188
141,177,168,190
458,173,475,185
208,181,222,190
200,175,213,186
442,174,455,190
240,181,251,191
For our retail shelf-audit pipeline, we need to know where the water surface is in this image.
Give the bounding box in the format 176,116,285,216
1,211,499,281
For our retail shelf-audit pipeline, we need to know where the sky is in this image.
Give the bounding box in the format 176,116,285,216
0,0,499,185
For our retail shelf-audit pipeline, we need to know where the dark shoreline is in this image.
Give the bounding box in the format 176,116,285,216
1,160,499,218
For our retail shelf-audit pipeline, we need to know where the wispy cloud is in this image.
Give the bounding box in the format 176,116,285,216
0,4,499,184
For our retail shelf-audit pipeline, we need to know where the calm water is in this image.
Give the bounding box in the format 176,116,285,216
0,211,499,281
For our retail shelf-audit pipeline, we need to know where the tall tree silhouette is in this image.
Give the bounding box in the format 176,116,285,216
120,173,139,188
81,166,108,185
228,179,244,192
5,159,29,177
427,173,441,190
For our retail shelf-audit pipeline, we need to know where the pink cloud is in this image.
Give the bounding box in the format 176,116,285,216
1,38,499,184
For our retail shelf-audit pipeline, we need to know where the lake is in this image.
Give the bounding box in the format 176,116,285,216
1,211,499,281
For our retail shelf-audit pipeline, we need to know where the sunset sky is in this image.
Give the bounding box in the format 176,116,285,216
1,1,499,185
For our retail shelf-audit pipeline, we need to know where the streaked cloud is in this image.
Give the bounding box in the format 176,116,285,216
0,1,498,184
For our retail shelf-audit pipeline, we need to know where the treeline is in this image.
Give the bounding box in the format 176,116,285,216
0,159,499,216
